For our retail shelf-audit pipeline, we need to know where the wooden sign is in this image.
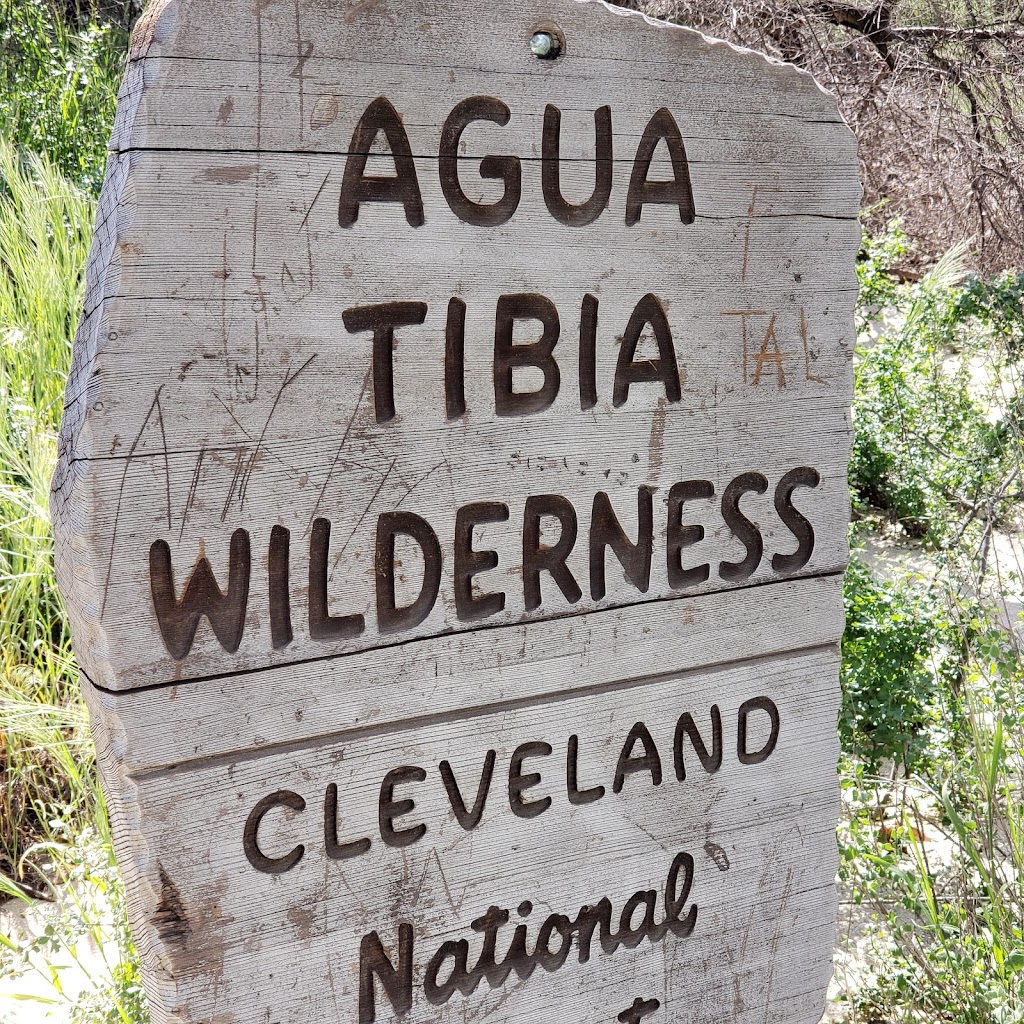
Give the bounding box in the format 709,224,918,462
52,1,859,1021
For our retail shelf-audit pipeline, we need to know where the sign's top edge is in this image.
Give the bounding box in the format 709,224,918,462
126,0,843,109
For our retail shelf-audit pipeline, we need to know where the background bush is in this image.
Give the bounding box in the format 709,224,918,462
0,0,133,192
838,223,1024,1022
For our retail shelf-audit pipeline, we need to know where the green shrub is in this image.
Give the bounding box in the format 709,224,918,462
0,0,129,191
839,670,1024,1024
839,223,1024,1022
1,825,149,1024
850,228,1024,547
841,554,958,777
855,217,910,336
954,270,1024,361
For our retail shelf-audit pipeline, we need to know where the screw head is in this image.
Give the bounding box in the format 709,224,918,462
530,30,561,59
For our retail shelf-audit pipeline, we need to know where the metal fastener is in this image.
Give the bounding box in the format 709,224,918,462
530,30,561,59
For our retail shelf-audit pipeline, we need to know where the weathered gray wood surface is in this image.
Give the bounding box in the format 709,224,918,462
52,1,859,1022
84,645,841,1024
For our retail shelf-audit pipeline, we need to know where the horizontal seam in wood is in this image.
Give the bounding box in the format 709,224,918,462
84,569,845,699
114,639,840,779
108,143,859,168
65,424,857,464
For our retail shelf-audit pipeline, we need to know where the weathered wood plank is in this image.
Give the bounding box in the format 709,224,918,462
89,573,843,772
84,644,841,1024
119,78,859,166
112,0,850,153
53,2,858,1022
65,419,851,690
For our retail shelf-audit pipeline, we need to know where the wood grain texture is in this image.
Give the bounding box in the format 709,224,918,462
84,645,842,1024
52,1,859,1022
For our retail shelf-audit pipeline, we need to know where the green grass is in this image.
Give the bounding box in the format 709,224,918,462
836,222,1024,1022
0,0,129,895
0,11,145,1013
0,135,98,887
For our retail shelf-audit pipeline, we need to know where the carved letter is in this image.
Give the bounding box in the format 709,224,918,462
613,722,663,793
772,467,820,574
666,479,714,590
309,518,366,641
508,741,553,819
738,696,780,765
579,293,599,411
542,104,613,227
494,293,561,417
268,524,293,650
719,472,768,582
339,97,424,228
589,488,654,600
454,501,509,622
625,107,695,226
522,494,582,612
243,790,305,875
445,297,467,419
440,97,521,226
673,706,723,780
342,301,428,423
324,782,371,861
150,529,250,661
567,734,605,805
375,511,442,634
613,293,681,407
359,924,414,1024
379,766,428,847
440,751,496,831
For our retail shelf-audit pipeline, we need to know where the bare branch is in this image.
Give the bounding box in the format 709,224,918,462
629,0,1024,272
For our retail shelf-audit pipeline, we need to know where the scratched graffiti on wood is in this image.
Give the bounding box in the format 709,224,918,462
51,1,859,1022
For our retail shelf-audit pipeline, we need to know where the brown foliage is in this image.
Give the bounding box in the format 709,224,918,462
617,0,1024,272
